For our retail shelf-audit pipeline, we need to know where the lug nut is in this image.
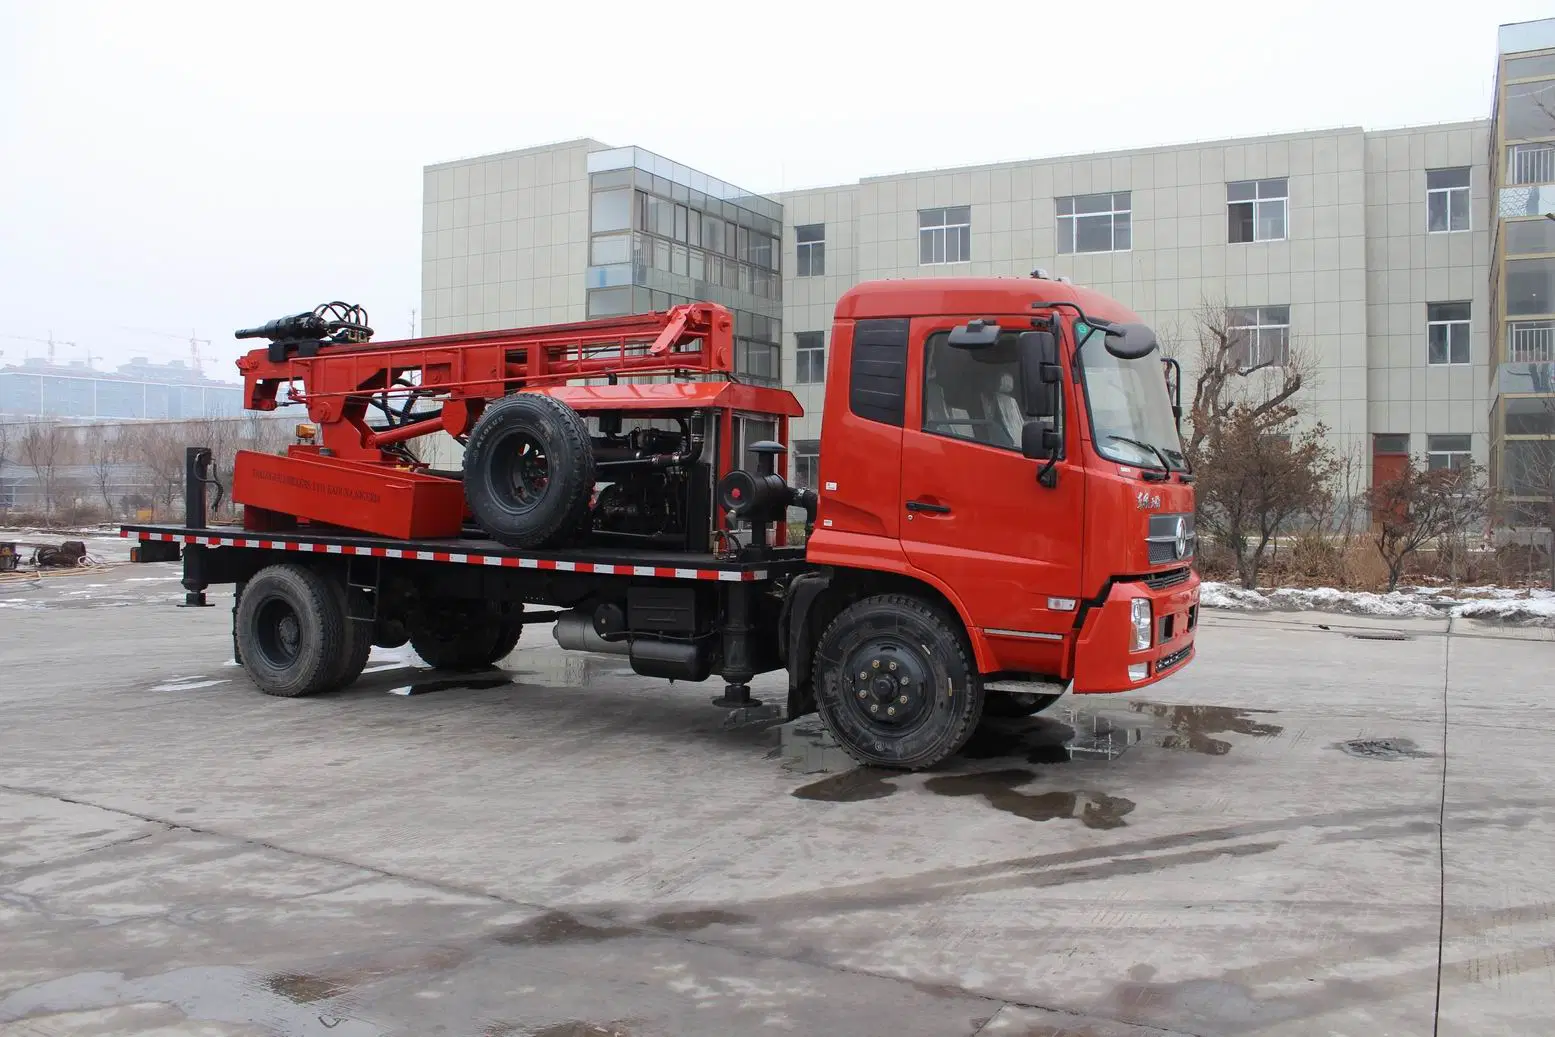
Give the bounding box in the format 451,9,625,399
859,671,868,680
872,659,880,669
889,660,897,671
899,676,910,686
858,689,868,699
887,706,897,716
869,704,879,713
898,694,909,704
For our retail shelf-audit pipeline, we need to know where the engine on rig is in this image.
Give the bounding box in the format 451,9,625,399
583,420,709,550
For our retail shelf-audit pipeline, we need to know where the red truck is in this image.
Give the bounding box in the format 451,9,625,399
124,274,1199,770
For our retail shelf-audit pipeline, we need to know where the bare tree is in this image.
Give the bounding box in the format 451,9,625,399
0,421,10,517
1176,298,1331,588
84,423,124,520
129,423,187,516
1181,297,1312,470
1369,459,1490,593
19,421,66,521
1194,404,1337,589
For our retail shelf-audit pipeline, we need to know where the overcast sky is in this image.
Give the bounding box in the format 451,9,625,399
1,0,1550,379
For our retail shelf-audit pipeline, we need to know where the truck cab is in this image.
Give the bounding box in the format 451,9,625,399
795,276,1198,748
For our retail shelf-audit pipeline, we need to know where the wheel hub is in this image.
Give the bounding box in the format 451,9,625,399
847,642,929,727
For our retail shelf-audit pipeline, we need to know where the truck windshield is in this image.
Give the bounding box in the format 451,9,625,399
1075,321,1186,471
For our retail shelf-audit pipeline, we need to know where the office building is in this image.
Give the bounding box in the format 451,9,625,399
420,17,1555,509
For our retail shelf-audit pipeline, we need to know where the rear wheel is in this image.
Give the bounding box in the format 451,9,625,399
462,393,594,548
812,594,983,770
236,564,353,698
410,601,522,670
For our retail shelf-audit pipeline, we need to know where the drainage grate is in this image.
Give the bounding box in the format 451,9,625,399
1347,631,1413,641
1337,737,1433,760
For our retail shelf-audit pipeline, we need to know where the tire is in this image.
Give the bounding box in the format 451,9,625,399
318,619,372,692
462,392,595,548
236,563,353,698
983,689,1066,718
409,600,518,670
488,611,524,664
812,594,983,770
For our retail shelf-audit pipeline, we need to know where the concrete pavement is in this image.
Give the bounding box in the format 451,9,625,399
2,558,1552,1036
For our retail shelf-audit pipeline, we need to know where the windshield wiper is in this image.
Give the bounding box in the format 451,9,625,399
1107,435,1173,476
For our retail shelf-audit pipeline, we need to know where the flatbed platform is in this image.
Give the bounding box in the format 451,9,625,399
119,524,809,583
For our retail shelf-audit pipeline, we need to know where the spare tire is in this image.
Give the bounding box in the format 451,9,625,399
463,392,594,548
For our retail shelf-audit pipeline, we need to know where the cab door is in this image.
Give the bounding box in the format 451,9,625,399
897,316,1086,639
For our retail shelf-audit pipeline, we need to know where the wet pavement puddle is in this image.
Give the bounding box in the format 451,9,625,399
1335,736,1434,760
790,701,1285,822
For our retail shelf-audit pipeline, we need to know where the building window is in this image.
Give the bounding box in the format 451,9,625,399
590,188,633,233
1508,257,1555,315
919,206,971,265
795,331,825,383
1374,433,1411,455
1226,306,1291,370
796,224,825,277
1506,218,1555,255
793,439,820,489
1508,320,1555,363
1508,143,1555,187
1505,80,1555,141
1427,302,1471,365
1427,434,1472,471
1057,192,1131,253
1227,179,1288,243
1426,168,1470,233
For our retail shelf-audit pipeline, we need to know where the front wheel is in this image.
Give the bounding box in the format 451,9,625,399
812,594,983,770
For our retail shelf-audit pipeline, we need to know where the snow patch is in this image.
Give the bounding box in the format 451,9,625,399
1454,592,1555,625
1200,580,1555,626
151,677,231,692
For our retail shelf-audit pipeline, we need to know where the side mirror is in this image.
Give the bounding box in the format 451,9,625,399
1021,421,1061,461
1103,322,1159,360
1017,330,1061,418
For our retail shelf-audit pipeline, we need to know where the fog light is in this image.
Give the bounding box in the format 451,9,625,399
1130,597,1152,651
1128,663,1148,681
1047,597,1077,611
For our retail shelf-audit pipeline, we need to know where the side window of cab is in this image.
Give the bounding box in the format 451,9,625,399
921,331,1059,450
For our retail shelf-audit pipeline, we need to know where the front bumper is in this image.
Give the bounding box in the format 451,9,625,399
1070,572,1199,694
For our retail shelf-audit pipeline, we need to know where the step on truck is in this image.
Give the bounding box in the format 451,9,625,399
124,275,1200,770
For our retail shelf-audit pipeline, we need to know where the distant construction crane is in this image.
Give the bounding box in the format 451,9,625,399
0,331,78,364
118,326,213,374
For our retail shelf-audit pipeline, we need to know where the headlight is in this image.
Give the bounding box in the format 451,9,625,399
1130,597,1152,651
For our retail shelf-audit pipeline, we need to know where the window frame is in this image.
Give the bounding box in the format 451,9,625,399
1056,192,1132,254
792,438,821,490
1426,434,1472,472
918,328,1045,454
1426,301,1472,366
1226,178,1289,244
794,331,826,384
796,223,825,277
1426,168,1471,234
918,206,972,265
1226,305,1292,370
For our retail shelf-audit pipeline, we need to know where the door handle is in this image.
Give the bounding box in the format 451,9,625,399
906,500,952,514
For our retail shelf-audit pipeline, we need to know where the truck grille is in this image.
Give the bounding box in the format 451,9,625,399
1146,513,1196,564
1141,567,1191,590
1156,644,1191,673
